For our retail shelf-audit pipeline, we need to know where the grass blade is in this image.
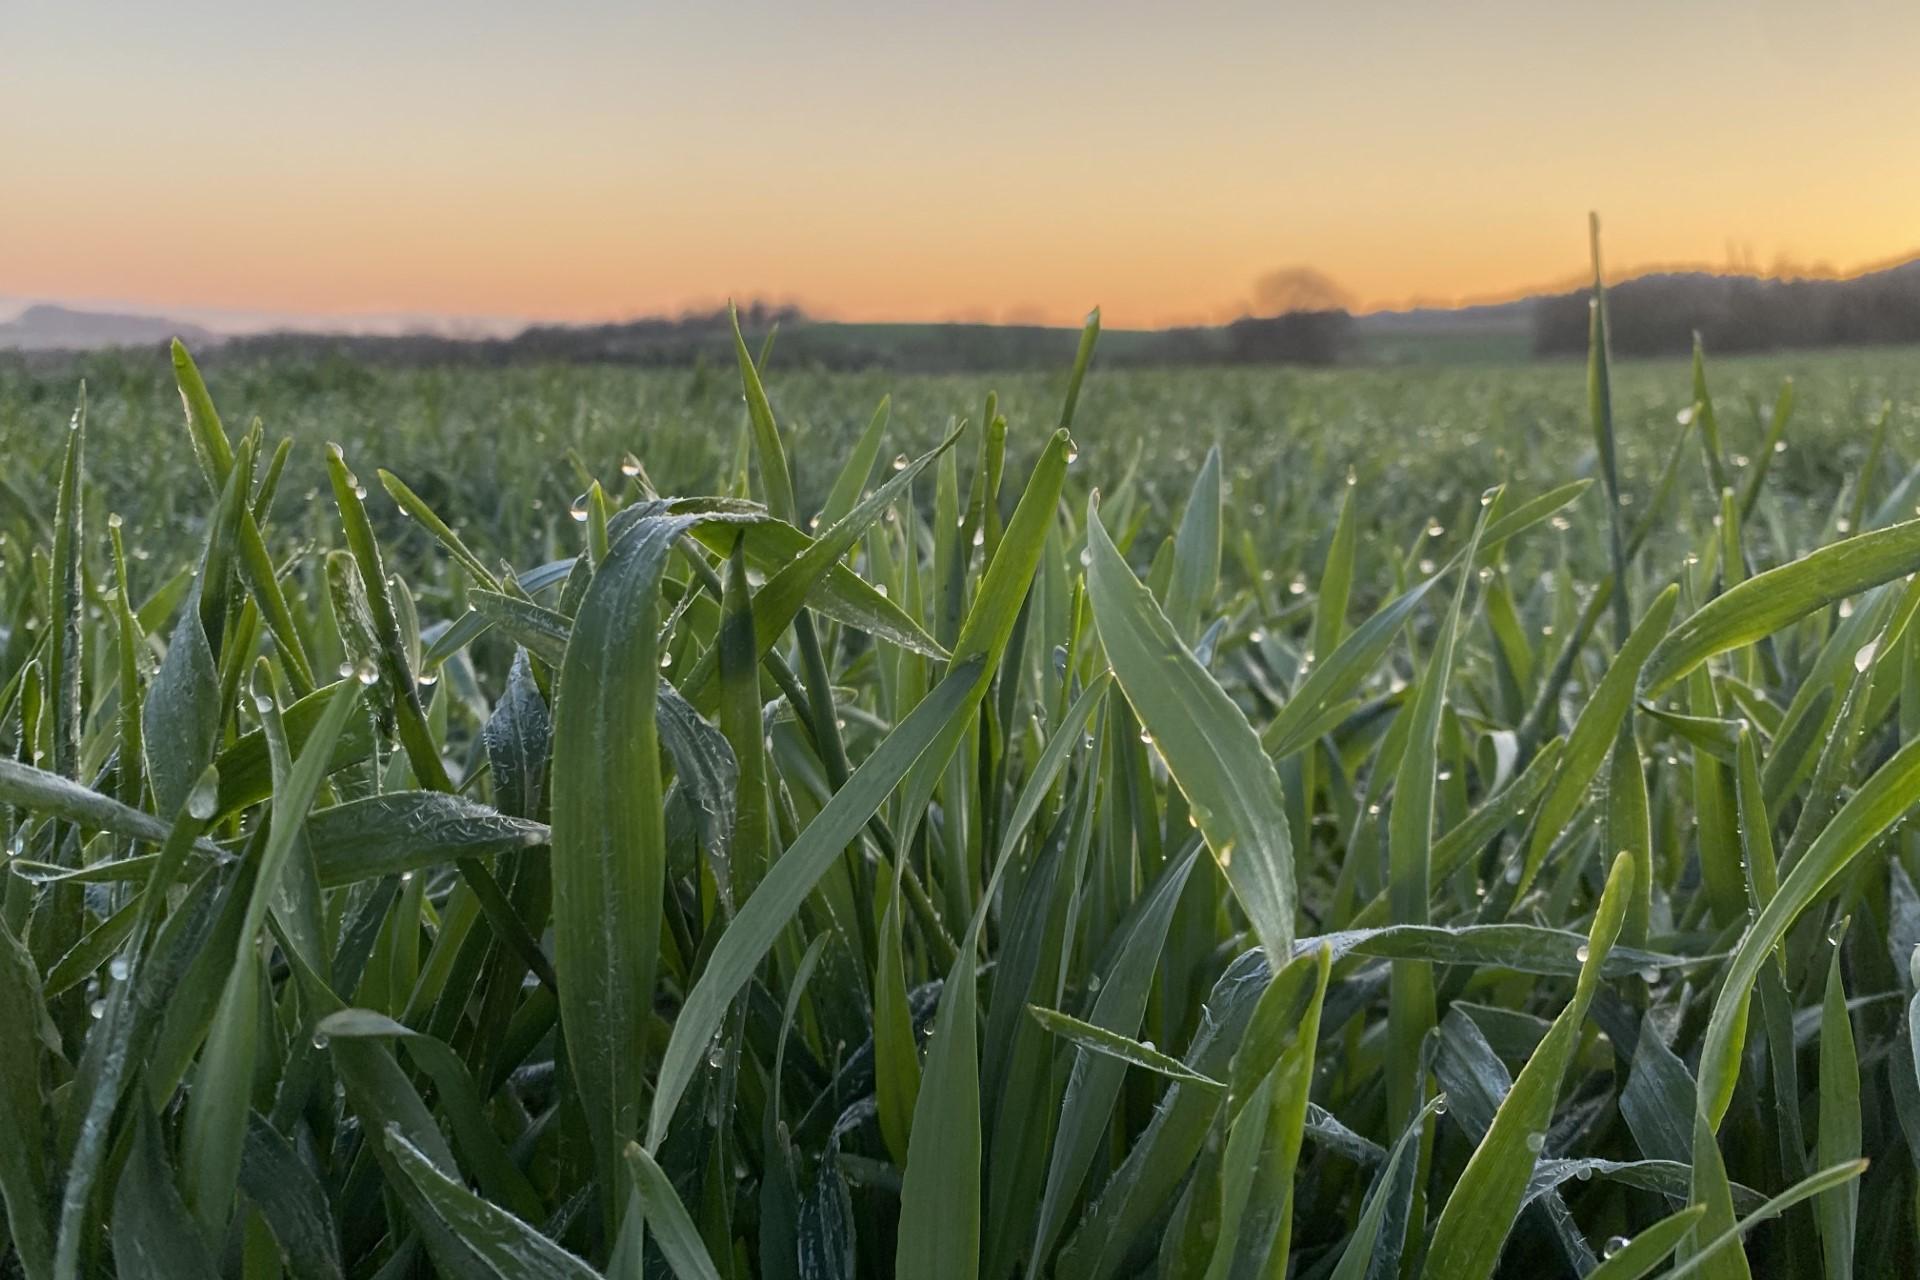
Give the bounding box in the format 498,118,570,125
383,1129,599,1280
0,916,54,1280
649,656,982,1149
625,1142,725,1280
1644,518,1920,695
1424,850,1635,1279
1815,932,1861,1278
1087,497,1295,964
549,512,693,1225
1698,733,1920,1126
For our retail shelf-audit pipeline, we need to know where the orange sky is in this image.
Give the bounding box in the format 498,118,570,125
4,1,1919,331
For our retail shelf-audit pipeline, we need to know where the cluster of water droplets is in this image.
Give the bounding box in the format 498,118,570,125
338,657,380,685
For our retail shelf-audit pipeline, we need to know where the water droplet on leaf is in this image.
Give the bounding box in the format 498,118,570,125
186,768,220,820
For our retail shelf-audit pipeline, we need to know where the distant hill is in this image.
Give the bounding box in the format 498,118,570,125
1354,298,1537,334
1532,257,1920,357
0,304,217,352
13,252,1920,366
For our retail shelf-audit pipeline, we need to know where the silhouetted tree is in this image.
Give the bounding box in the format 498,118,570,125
1251,267,1354,316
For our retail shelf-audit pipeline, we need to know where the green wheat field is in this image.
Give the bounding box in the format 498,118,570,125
4,283,1920,1279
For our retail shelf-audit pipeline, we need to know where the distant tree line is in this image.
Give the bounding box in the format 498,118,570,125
1532,263,1920,358
206,299,1357,373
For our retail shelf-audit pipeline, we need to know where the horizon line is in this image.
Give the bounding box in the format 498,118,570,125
9,245,1918,341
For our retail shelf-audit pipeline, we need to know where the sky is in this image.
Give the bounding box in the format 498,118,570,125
4,0,1919,332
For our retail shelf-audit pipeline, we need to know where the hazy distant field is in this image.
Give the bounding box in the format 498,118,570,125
4,345,1914,579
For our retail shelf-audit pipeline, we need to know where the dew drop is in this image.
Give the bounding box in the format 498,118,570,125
355,659,379,685
186,768,220,821
107,511,124,530
1432,1093,1449,1115
1138,729,1154,745
1856,640,1879,673
312,1031,330,1050
620,452,643,477
89,999,106,1020
1603,1236,1630,1259
1288,577,1307,595
416,669,439,687
109,956,130,981
1525,1131,1546,1154
1575,943,1591,963
891,453,910,471
569,493,591,522
338,660,356,680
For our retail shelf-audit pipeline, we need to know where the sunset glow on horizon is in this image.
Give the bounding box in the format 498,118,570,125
6,0,1919,330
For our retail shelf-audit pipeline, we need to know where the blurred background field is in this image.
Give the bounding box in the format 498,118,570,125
6,343,1914,595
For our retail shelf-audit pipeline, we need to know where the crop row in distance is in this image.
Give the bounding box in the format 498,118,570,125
1,246,1917,1277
